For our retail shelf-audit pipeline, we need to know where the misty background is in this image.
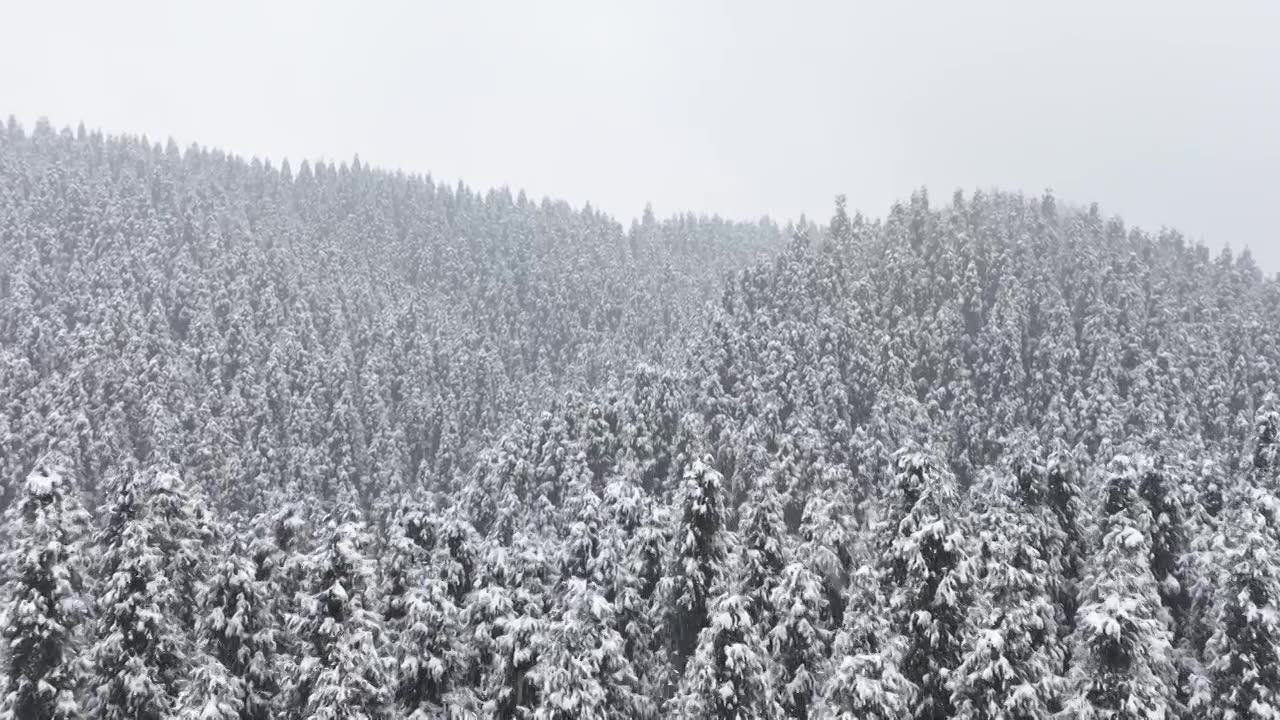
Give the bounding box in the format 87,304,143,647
2,0,1276,272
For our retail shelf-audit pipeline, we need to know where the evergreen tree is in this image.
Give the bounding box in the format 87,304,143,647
1204,486,1280,718
464,537,552,717
767,561,831,720
380,503,434,627
381,505,465,717
609,483,672,702
1045,448,1087,642
393,577,461,717
949,471,1062,719
246,499,313,699
668,592,781,719
666,455,729,666
1138,456,1193,641
1062,456,1176,719
196,548,281,720
177,656,245,720
532,477,651,719
738,474,787,628
436,511,481,607
878,449,970,720
125,468,219,632
815,566,914,720
6,123,1280,720
291,518,391,720
798,484,857,629
829,194,853,245
1253,396,1280,489
0,456,92,720
1136,452,1205,709
86,470,199,720
533,578,648,719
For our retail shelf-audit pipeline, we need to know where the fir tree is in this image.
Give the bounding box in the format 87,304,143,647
815,566,914,720
0,456,92,720
1205,486,1280,718
738,474,788,628
465,538,551,717
196,548,281,720
668,592,782,719
767,561,831,720
666,455,729,667
1253,397,1280,489
177,656,245,720
949,471,1062,719
1062,456,1176,719
1137,456,1192,641
878,449,970,720
533,578,649,719
86,471,198,720
393,578,461,717
291,518,391,720
1045,448,1087,642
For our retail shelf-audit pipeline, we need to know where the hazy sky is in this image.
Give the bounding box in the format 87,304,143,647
3,1,1277,271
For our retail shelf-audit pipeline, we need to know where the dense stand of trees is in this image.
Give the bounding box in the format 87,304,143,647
3,121,1280,718
0,118,783,514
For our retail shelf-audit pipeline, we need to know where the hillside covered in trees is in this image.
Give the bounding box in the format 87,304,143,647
3,120,1280,719
0,118,784,512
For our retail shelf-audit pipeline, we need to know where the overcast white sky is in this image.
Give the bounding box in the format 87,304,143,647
2,1,1277,271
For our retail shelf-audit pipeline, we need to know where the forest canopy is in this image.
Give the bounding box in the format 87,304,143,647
2,120,1279,718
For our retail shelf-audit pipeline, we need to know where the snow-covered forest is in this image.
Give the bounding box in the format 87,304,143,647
3,119,1280,718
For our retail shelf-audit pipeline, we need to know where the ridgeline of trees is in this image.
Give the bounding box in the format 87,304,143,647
3,121,1280,718
0,118,783,513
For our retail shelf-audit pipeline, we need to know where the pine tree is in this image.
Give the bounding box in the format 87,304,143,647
949,471,1062,719
177,656,244,720
1045,448,1086,642
738,475,787,628
381,504,464,717
394,577,460,718
533,578,648,719
86,470,198,720
196,548,281,720
380,502,434,628
9,125,1280,720
291,518,391,720
767,561,831,720
124,468,219,632
1253,396,1280,489
1205,486,1280,718
878,449,970,720
1137,456,1192,640
815,566,914,720
1136,452,1206,709
608,482,672,703
1062,455,1176,719
523,475,651,719
246,498,313,700
666,455,729,667
798,485,857,629
436,510,480,606
465,537,552,717
0,456,92,720
829,194,853,245
668,592,782,719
